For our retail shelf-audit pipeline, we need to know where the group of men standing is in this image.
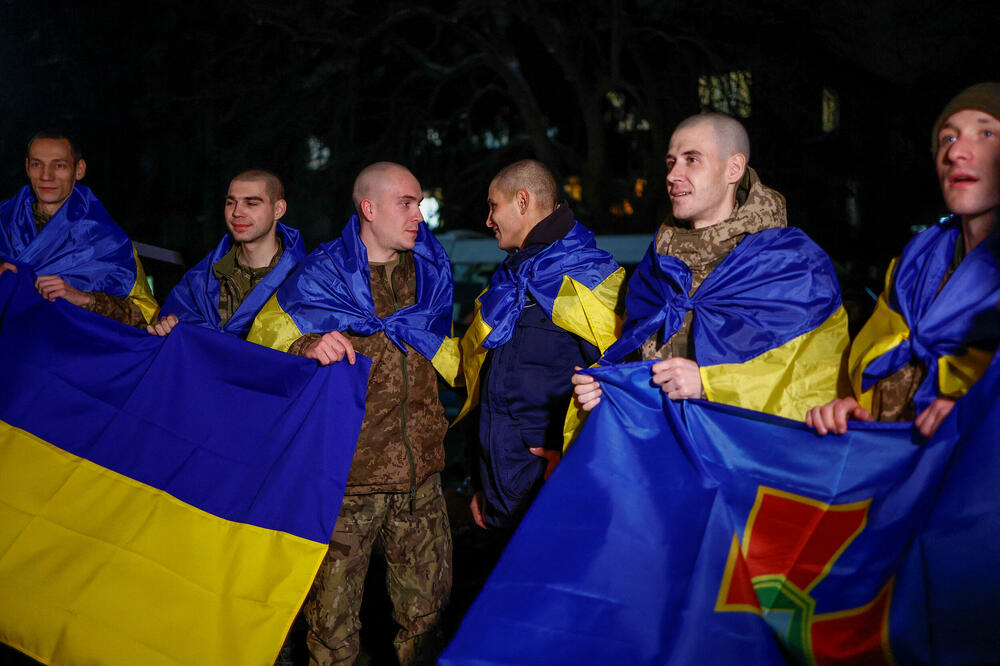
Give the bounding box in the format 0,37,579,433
1,81,997,665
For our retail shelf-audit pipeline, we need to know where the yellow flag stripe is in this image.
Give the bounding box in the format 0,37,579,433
127,246,160,324
246,294,304,352
702,306,850,421
0,420,326,666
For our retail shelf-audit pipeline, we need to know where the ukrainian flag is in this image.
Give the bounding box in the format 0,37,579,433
0,269,368,665
455,222,623,444
849,216,1000,413
0,184,159,323
602,227,848,421
248,216,460,384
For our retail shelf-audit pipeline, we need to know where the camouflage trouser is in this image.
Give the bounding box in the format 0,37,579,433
304,474,452,666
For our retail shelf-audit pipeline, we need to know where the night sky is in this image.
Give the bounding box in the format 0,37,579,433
3,0,999,309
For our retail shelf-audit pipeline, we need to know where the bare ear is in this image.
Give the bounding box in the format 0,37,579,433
727,153,747,184
516,188,530,215
360,198,375,220
273,198,287,221
75,158,87,181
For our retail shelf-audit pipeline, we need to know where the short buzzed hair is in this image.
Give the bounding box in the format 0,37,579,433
675,113,751,165
232,169,285,203
491,159,558,211
352,161,412,213
27,129,83,163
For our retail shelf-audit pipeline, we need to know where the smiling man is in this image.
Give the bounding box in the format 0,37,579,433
248,162,459,666
458,159,623,531
807,82,1000,438
147,170,304,338
573,113,848,421
0,130,158,325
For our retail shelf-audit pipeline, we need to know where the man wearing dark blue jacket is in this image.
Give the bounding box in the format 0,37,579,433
460,160,623,530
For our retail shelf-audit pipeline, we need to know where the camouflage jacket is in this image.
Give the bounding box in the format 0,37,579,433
641,167,787,361
289,251,447,495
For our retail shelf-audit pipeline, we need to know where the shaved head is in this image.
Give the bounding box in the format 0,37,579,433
353,161,416,214
232,169,284,203
490,159,558,212
674,113,750,167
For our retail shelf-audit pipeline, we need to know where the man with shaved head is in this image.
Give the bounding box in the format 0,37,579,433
147,170,305,338
574,112,849,420
248,162,457,665
459,159,623,530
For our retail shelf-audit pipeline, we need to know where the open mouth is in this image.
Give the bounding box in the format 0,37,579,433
950,173,978,186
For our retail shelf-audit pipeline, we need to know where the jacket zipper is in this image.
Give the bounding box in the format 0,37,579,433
386,264,417,513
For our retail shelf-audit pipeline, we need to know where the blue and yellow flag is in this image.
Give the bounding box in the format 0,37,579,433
602,227,848,421
248,215,459,383
0,184,159,323
850,216,1000,413
457,221,623,425
0,269,368,665
442,354,1000,664
160,222,306,338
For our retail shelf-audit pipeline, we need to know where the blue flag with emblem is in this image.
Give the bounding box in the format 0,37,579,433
0,268,368,666
441,352,1000,664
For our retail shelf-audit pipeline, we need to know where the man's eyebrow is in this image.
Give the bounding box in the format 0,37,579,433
227,195,265,202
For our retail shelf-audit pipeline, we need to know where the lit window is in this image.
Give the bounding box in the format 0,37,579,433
305,136,330,171
698,71,751,118
822,88,840,133
564,176,582,202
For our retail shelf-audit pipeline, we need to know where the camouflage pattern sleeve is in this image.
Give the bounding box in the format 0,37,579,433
288,332,323,356
84,291,148,328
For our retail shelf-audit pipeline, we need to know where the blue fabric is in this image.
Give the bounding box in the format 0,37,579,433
0,268,367,543
861,216,1000,410
0,184,137,297
442,354,1000,664
160,222,305,338
477,221,620,349
602,227,842,364
274,215,453,360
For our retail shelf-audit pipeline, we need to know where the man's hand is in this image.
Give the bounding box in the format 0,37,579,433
572,366,602,411
304,331,357,366
469,490,488,530
0,262,17,275
529,446,562,480
35,275,91,307
805,397,874,435
147,314,179,336
651,357,702,400
914,397,955,438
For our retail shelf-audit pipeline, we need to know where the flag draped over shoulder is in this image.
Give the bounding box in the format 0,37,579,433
0,269,368,666
457,221,623,423
0,184,158,322
160,222,306,338
601,227,848,421
248,215,460,383
442,355,1000,665
849,216,1000,413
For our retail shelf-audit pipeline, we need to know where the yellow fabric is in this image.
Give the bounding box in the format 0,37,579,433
246,293,303,352
127,246,160,324
938,347,995,398
0,420,327,666
431,334,462,388
701,306,850,421
847,259,909,412
455,295,493,423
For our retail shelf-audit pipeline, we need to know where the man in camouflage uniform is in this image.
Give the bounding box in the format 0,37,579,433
248,162,453,665
147,170,305,338
0,130,157,325
573,112,847,418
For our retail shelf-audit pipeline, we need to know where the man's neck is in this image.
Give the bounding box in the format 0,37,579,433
34,199,66,218
690,197,739,230
961,208,998,253
237,235,280,269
